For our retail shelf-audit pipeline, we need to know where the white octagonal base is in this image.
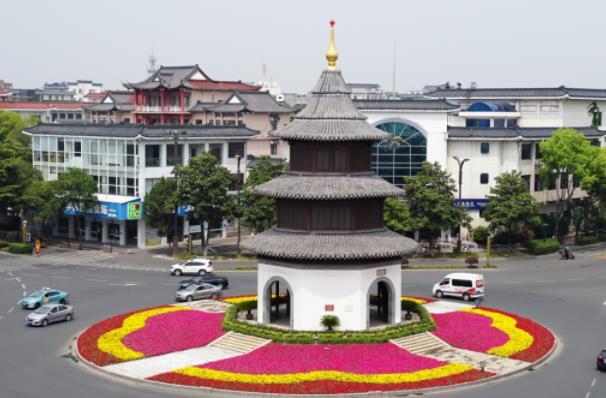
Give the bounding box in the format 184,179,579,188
257,261,402,331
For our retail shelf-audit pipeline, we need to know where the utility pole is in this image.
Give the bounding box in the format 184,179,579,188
168,129,187,256
235,154,242,255
453,156,469,253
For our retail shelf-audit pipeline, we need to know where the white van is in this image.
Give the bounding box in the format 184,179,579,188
432,273,485,301
170,258,214,276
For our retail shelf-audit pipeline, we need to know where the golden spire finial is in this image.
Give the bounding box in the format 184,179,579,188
325,19,338,70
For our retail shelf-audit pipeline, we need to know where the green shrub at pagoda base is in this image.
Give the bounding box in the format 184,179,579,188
222,299,436,344
8,243,32,254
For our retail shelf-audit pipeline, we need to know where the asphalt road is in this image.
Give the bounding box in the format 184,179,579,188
1,251,605,398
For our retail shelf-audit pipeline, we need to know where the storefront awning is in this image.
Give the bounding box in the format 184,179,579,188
64,195,143,221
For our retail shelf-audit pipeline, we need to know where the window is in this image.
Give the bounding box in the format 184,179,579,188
58,138,64,152
145,145,160,167
108,176,118,194
123,118,130,123
270,141,278,156
195,120,203,125
228,142,244,158
166,144,183,166
521,175,531,189
534,176,543,192
145,178,161,193
67,113,74,120
520,104,537,113
480,142,490,154
452,279,473,288
126,143,135,167
535,143,542,159
209,143,223,161
480,173,489,184
540,104,559,112
521,143,532,160
560,174,569,190
74,141,81,157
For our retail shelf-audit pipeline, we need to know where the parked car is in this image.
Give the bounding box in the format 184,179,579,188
175,283,222,302
177,274,229,290
170,259,214,276
432,273,485,301
19,287,70,309
25,303,74,327
598,349,606,371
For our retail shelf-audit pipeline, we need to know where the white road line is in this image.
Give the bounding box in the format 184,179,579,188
537,279,556,283
0,316,3,320
585,392,591,398
15,277,21,282
20,273,40,277
7,307,14,314
8,272,13,276
21,284,26,290
22,291,27,296
567,277,584,281
87,278,108,282
591,378,597,387
52,276,72,279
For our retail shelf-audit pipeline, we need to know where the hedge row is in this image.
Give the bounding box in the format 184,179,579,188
8,243,32,254
575,235,599,246
222,299,436,344
525,239,560,255
0,240,8,249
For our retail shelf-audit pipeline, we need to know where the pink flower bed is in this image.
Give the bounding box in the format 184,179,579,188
201,342,447,374
432,311,509,352
122,310,225,357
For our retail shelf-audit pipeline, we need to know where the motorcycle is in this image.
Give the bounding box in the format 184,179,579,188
559,248,575,260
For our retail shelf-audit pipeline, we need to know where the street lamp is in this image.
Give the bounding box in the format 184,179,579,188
235,154,242,255
168,129,187,256
453,156,469,253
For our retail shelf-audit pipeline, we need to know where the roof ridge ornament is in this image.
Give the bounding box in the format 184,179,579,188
325,20,338,70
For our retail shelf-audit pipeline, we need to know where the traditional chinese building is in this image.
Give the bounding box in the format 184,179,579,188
243,21,417,331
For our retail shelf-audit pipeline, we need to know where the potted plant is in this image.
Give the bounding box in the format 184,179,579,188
320,315,340,331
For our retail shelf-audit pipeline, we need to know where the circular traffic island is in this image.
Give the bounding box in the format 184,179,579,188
74,296,556,396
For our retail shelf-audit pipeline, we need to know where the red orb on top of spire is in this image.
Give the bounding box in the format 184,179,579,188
330,19,335,27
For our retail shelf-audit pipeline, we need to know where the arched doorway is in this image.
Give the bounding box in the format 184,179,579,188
263,277,293,328
372,120,427,187
367,278,395,327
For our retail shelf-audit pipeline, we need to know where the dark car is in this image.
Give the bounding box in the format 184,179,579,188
177,274,229,290
597,349,606,371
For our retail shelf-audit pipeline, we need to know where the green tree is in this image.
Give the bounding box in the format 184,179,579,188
50,168,97,250
404,162,470,249
20,179,59,239
482,171,539,247
587,101,602,129
242,156,286,234
538,128,598,242
383,197,412,234
174,152,232,255
144,177,178,255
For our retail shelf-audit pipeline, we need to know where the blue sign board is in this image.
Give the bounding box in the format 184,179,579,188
64,199,142,221
454,199,489,211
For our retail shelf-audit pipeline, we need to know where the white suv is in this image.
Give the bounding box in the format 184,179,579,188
170,259,214,276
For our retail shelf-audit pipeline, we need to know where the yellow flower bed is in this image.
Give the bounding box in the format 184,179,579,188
461,308,533,357
97,306,187,361
222,295,257,304
175,363,473,384
401,296,428,304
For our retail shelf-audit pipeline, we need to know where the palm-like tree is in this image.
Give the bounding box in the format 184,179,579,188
587,101,602,128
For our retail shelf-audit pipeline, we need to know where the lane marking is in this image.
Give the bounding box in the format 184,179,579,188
585,392,591,398
537,279,556,283
0,316,3,320
8,272,13,276
20,273,40,277
15,277,21,282
591,378,597,387
87,278,108,282
7,307,14,314
21,283,26,290
22,291,27,296
567,277,584,281
52,276,72,280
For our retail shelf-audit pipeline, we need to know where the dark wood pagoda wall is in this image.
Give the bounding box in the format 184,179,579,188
289,141,372,173
277,198,384,231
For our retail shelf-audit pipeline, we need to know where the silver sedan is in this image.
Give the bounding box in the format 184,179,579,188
175,283,222,302
26,303,74,327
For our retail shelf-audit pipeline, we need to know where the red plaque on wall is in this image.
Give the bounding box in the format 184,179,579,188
324,304,334,311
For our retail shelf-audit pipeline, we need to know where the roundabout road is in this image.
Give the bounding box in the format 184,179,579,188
0,252,605,398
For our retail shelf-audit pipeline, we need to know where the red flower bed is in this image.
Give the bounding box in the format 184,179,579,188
122,310,225,357
77,305,172,366
149,369,493,394
483,308,555,362
432,310,510,352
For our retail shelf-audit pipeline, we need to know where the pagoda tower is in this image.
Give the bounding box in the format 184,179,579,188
243,21,417,331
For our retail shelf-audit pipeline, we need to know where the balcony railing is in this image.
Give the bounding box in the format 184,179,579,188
135,105,189,113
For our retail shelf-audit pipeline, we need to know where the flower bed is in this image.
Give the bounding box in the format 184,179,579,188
431,307,551,360
222,298,436,344
77,305,225,366
149,342,493,394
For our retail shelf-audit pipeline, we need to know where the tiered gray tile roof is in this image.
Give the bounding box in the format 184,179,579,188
447,127,605,139
242,228,417,261
23,123,259,139
84,91,134,112
190,91,294,114
126,65,204,90
254,173,404,200
270,70,389,141
354,99,460,111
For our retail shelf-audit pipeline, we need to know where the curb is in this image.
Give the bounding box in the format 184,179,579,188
70,323,559,398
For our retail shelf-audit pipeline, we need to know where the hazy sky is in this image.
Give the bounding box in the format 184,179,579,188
3,0,606,93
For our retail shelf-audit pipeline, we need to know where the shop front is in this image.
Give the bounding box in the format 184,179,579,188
61,194,143,246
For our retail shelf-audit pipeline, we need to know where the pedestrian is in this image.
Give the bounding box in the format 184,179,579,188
34,240,41,256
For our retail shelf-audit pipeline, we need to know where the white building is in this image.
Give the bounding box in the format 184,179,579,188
66,80,104,102
351,86,606,235
22,123,259,248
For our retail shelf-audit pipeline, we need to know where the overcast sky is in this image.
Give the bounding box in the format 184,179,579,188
3,0,606,93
